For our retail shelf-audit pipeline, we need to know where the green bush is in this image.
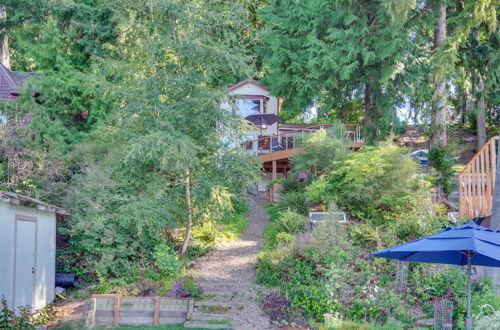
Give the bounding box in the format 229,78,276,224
281,176,303,193
306,142,444,228
153,244,182,276
428,146,456,195
349,223,382,248
0,296,35,329
474,305,500,330
275,209,306,234
279,191,309,215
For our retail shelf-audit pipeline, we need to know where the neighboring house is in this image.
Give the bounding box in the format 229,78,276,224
0,191,65,313
0,63,37,123
222,79,363,196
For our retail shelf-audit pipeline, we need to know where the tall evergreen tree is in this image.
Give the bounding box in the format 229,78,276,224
260,0,416,143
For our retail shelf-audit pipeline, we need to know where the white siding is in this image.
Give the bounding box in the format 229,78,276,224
0,202,56,312
224,81,279,135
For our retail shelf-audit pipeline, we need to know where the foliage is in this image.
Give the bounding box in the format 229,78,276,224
262,291,306,327
306,142,443,227
277,191,309,215
428,146,456,195
165,279,203,299
291,125,351,178
153,244,182,276
260,0,417,142
0,296,35,329
274,209,306,235
473,305,500,330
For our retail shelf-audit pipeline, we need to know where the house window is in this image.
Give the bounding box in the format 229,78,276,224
236,99,261,117
262,100,267,113
280,136,294,149
258,136,270,150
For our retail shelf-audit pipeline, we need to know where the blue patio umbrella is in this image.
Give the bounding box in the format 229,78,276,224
370,221,500,330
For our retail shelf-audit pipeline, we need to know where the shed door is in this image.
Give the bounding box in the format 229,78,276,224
14,219,36,310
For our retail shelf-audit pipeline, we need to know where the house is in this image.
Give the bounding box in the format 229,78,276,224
222,79,363,197
0,63,37,123
0,191,65,313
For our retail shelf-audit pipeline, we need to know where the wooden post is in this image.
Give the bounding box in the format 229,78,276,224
114,295,120,327
153,297,160,325
272,160,277,202
86,298,96,328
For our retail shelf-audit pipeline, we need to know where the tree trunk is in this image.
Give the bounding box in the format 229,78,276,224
431,4,447,148
364,83,377,144
179,168,193,258
476,74,487,149
0,6,9,69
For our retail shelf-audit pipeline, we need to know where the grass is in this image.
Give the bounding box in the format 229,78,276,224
53,320,214,330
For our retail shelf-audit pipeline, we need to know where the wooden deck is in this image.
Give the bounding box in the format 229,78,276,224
458,136,498,219
257,141,364,163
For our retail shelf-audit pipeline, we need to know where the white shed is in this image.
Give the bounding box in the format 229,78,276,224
0,191,65,312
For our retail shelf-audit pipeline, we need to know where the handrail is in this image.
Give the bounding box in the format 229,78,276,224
246,123,361,144
458,136,498,219
459,136,499,175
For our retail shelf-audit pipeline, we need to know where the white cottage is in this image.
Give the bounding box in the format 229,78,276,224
0,191,64,312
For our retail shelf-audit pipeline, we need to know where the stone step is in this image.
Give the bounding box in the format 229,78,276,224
184,321,231,329
194,301,232,308
202,291,236,297
190,312,231,321
201,283,237,290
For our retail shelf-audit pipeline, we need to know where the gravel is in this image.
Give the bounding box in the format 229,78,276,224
192,195,273,330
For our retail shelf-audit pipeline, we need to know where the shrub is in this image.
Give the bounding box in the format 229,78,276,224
256,256,283,286
153,244,182,276
0,296,35,329
428,146,455,195
279,191,309,215
281,176,302,193
262,291,307,327
296,222,350,256
349,223,382,248
473,305,500,330
275,209,307,234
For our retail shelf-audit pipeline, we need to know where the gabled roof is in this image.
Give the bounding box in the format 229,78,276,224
0,63,37,99
227,79,270,92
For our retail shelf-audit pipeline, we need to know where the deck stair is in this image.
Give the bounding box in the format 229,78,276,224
458,136,498,219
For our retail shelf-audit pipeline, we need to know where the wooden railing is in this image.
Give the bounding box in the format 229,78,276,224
246,123,362,156
458,136,498,219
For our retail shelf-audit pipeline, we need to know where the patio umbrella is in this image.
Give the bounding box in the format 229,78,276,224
370,221,500,330
245,114,282,126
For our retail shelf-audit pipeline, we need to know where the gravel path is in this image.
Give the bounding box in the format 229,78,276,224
192,195,272,329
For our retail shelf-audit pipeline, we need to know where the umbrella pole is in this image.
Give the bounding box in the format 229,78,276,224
466,255,472,330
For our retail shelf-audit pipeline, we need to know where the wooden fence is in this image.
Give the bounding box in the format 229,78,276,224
458,136,498,219
87,294,194,328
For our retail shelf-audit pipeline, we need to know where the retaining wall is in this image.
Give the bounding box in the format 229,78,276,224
87,294,194,328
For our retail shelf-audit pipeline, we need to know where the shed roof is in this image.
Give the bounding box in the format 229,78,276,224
0,191,67,214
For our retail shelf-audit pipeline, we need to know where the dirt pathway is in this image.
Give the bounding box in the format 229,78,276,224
192,195,272,329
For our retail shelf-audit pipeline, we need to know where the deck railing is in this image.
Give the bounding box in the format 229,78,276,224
245,123,362,156
458,136,498,219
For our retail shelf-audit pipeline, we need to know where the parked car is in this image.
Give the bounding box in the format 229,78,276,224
410,149,428,165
